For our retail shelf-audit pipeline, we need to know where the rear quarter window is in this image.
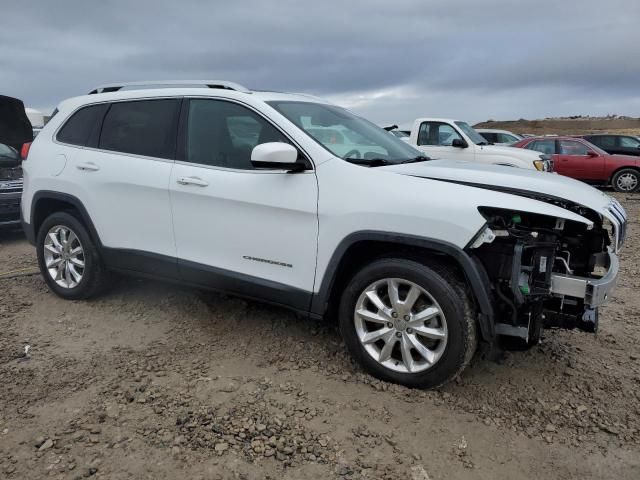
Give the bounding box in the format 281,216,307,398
56,104,108,147
98,99,180,159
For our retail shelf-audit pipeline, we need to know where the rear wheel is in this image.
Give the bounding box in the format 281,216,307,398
612,168,639,193
36,212,108,299
339,258,477,389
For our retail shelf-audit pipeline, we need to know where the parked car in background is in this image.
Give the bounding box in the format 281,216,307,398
580,134,640,157
390,130,410,139
25,108,45,130
405,118,552,170
383,125,411,141
21,80,624,388
475,128,522,145
514,136,640,192
0,95,32,227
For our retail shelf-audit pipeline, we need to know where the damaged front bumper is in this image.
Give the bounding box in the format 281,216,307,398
549,248,619,308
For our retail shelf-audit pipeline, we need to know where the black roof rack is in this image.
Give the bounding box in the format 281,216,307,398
88,80,251,95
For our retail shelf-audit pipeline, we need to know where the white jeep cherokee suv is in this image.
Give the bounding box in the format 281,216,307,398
21,81,626,388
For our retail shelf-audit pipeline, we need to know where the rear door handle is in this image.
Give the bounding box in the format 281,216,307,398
76,162,100,172
177,176,209,187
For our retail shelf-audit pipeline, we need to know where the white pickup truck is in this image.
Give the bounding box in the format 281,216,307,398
406,118,551,171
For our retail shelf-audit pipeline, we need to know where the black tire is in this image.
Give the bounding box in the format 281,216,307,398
339,258,477,389
611,168,640,193
36,211,108,300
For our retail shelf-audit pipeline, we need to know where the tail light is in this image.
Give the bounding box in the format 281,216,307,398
20,142,31,160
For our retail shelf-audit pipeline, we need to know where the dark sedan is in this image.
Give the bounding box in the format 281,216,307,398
0,95,32,227
581,134,640,157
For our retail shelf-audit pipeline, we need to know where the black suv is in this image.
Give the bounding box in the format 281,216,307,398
0,95,32,227
581,134,640,157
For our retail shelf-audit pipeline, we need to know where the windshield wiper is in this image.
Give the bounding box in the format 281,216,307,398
400,155,430,164
344,158,391,167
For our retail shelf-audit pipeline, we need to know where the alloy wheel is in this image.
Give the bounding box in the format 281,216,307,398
353,278,448,373
616,172,638,191
43,225,85,289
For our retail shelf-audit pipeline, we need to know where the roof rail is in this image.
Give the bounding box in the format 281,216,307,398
88,80,251,95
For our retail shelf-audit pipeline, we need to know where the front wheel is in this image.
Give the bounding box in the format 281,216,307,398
339,258,477,389
611,168,639,193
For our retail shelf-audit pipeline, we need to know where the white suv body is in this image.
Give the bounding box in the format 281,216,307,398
406,118,550,170
21,81,626,388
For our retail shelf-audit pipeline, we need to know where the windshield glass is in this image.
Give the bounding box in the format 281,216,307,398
267,101,422,163
455,121,488,145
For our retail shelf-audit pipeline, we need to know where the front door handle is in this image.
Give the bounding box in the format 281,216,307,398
77,162,100,172
177,176,209,187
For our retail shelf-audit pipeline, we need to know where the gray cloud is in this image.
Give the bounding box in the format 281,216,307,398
1,0,639,123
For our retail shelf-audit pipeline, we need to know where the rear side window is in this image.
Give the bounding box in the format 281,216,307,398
589,136,614,148
99,99,180,159
56,104,108,147
525,139,557,155
497,133,518,143
479,132,497,143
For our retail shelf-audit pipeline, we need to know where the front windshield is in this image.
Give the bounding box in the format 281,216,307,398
455,121,489,145
267,101,423,164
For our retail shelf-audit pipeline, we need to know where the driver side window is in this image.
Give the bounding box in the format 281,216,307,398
620,136,640,148
417,122,462,146
497,133,517,143
559,140,589,156
186,99,288,170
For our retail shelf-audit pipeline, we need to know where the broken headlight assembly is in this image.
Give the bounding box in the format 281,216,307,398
470,207,613,340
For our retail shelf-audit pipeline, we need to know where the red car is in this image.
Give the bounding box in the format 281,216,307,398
513,136,640,192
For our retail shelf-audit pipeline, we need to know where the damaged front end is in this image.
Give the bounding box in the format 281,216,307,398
469,199,626,344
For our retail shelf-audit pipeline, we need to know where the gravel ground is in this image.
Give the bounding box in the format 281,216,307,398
1,192,639,479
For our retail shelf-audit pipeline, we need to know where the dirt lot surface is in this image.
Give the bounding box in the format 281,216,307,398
474,117,640,136
1,193,639,480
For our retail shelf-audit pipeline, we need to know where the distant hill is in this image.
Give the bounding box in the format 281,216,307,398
473,116,640,136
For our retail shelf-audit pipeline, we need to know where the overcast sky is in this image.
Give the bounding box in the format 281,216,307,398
2,0,639,125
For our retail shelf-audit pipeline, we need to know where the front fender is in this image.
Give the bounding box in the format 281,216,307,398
310,231,497,341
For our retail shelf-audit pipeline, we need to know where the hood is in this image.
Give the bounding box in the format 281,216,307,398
476,143,542,159
0,95,32,151
381,159,613,215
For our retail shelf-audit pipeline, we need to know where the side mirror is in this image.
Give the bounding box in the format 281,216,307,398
586,150,598,157
0,143,20,168
251,142,306,171
451,138,467,148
